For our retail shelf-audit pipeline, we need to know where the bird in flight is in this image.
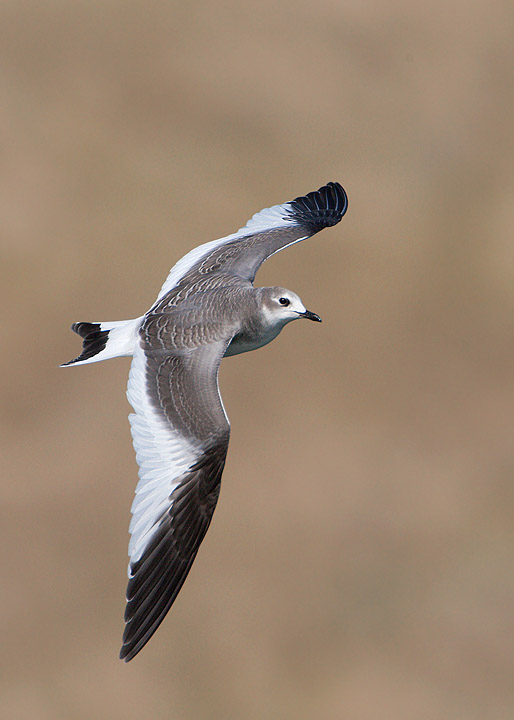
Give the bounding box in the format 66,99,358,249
62,181,348,661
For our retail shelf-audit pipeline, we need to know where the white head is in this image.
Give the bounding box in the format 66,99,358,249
260,287,322,328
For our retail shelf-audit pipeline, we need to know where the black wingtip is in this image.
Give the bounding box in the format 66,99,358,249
287,181,348,231
119,645,134,663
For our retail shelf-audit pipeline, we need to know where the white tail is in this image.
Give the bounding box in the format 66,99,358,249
61,317,142,367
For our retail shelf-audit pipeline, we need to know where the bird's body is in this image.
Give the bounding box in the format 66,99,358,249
62,181,348,661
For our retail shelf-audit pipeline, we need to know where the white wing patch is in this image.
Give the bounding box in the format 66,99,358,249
126,341,199,570
156,199,298,301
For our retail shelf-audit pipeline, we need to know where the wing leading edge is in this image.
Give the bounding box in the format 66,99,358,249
156,182,348,301
121,334,232,661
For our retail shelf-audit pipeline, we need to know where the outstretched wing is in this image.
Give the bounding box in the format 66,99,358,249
120,318,234,662
155,181,348,305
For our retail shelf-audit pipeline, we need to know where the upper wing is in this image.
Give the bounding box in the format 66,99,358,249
156,181,348,302
120,319,234,662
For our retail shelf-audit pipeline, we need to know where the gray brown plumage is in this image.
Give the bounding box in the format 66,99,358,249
62,181,348,661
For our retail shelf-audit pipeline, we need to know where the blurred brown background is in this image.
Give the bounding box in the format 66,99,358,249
1,1,513,718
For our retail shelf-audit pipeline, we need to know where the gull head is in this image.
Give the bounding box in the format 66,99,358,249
260,287,322,328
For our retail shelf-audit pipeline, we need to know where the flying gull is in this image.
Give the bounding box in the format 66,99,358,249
62,181,348,661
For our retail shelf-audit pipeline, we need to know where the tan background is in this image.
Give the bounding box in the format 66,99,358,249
1,1,513,718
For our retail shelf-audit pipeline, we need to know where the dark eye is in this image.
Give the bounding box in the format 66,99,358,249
278,297,290,306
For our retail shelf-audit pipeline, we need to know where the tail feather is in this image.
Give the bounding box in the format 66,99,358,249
61,318,142,367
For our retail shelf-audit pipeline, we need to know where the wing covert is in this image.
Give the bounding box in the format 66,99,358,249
156,181,347,301
121,331,232,661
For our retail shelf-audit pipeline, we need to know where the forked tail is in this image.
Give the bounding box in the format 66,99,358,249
61,318,142,367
